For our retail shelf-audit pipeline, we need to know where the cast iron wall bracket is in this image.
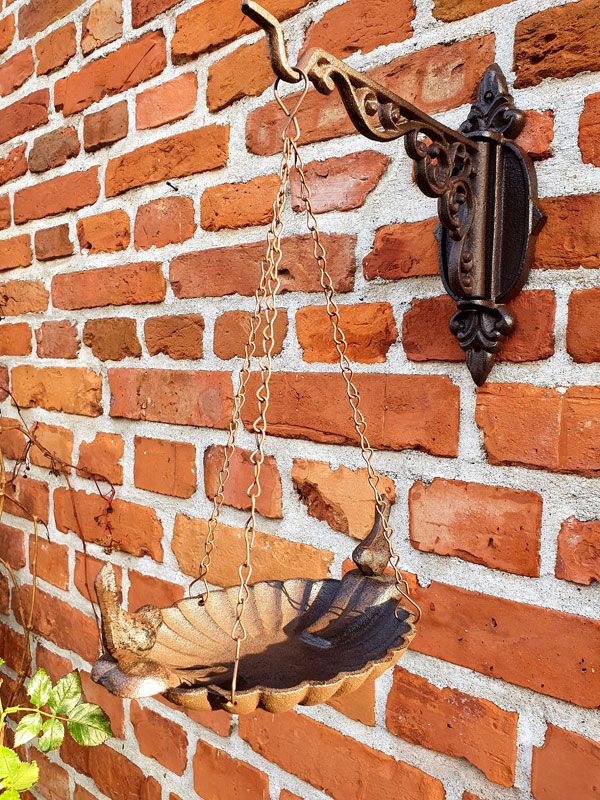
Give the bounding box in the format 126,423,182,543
242,0,545,385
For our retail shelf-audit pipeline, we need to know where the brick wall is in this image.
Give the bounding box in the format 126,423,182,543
0,0,599,798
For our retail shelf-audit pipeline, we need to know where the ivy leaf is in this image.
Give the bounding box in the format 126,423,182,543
38,718,64,754
48,672,81,715
13,713,43,747
66,704,112,747
26,669,52,709
0,748,20,782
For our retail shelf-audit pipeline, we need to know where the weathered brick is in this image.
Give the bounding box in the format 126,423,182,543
532,724,600,800
213,310,288,360
83,317,141,361
77,431,124,485
409,478,542,576
0,521,26,569
0,15,15,55
536,194,600,269
144,314,204,359
567,288,600,362
580,92,600,166
35,224,73,261
52,262,165,310
4,473,49,522
55,31,166,116
171,234,355,298
514,0,600,88
433,0,509,20
81,0,122,55
291,151,389,214
12,365,102,417
136,72,197,130
247,36,495,155
19,0,83,38
74,551,122,604
134,435,196,498
202,174,278,231
207,39,273,112
0,234,32,271
172,514,333,585
292,459,396,540
77,209,130,254
0,48,33,97
132,0,178,26
83,100,128,152
515,109,555,161
556,517,600,586
54,486,163,561
242,373,459,456
135,197,196,250
131,702,188,775
29,421,73,471
109,368,233,428
193,739,269,800
36,22,76,75
28,126,80,173
105,126,228,197
363,218,438,280
0,323,31,355
30,536,69,590
297,302,397,363
387,667,517,786
328,678,376,726
0,195,10,230
14,168,99,224
0,144,27,188
204,444,282,519
0,89,49,146
128,570,184,611
239,710,445,800
35,320,79,358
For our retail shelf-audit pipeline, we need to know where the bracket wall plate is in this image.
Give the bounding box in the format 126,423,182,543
242,1,545,385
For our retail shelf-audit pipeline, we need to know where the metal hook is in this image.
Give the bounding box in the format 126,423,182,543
242,1,302,84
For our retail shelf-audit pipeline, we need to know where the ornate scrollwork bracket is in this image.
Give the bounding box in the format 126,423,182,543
242,1,545,385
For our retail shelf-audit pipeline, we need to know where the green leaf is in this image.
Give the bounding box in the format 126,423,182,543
38,718,64,754
0,748,19,782
48,672,81,715
13,713,42,747
9,760,39,792
66,704,112,747
26,669,52,709
0,788,20,800
0,749,39,795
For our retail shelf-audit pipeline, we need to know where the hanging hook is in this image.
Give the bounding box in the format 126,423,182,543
242,1,303,84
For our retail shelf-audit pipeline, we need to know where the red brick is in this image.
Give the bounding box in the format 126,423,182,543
19,0,83,38
207,39,273,112
135,196,195,250
128,570,184,611
81,0,122,55
0,48,33,97
0,322,31,355
74,787,96,800
77,209,130,253
515,110,555,161
55,31,166,116
0,280,48,315
74,551,122,604
0,234,31,271
36,320,79,358
291,151,389,214
77,431,124,485
411,578,600,707
83,100,128,152
204,444,282,519
0,89,49,146
132,0,178,26
514,0,600,88
0,15,15,55
4,475,48,524
328,678,376,726
303,0,414,58
0,521,26,569
172,513,333,585
0,623,26,672
0,574,10,615
136,72,197,130
105,125,228,197
194,739,269,800
387,667,517,786
297,302,397,363
52,262,166,310
363,218,438,280
30,536,69,590
239,710,445,800
144,314,203,360
12,365,102,417
532,724,600,800
0,195,10,230
29,753,69,800
80,669,125,739
35,224,73,262
0,144,27,187
28,125,80,173
131,702,188,775
159,695,232,738
61,739,161,800
556,517,600,586
213,310,288,360
109,367,233,428
433,0,509,20
409,478,541,576
36,22,76,75
580,92,600,166
29,421,73,471
0,417,26,461
134,435,196,498
14,167,99,224
172,0,311,61
462,794,481,800
536,194,600,269
36,643,72,682
83,317,141,361
201,174,278,231
242,373,459,456
54,486,163,561
247,36,495,155
567,288,600,362
15,585,98,662
171,234,355,298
